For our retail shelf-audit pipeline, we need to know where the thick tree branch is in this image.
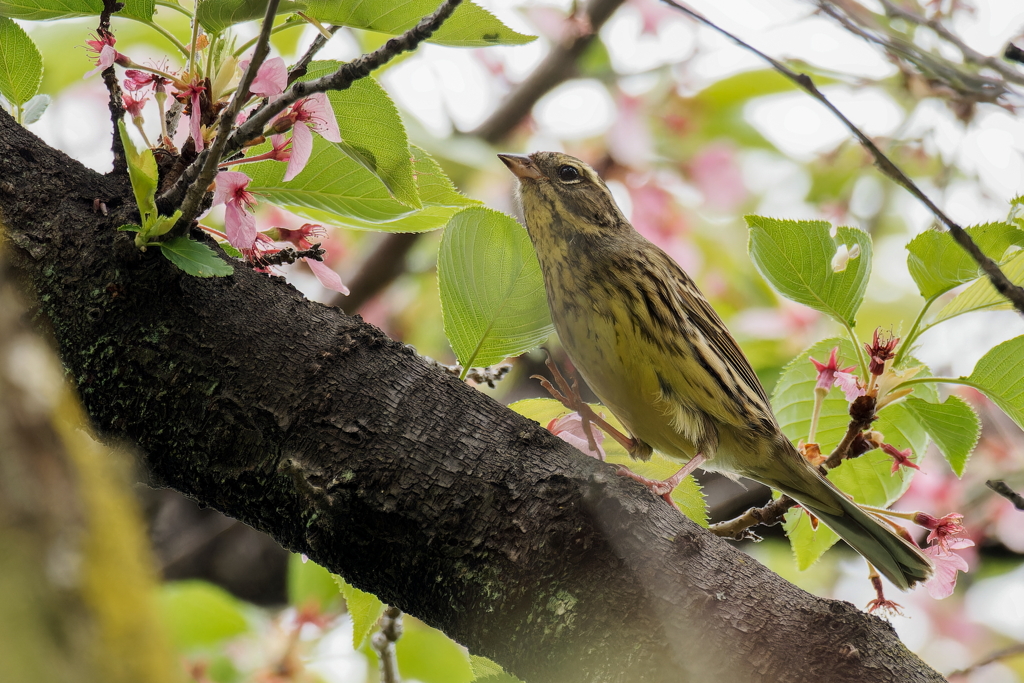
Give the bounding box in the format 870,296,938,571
663,0,1024,316
0,108,945,683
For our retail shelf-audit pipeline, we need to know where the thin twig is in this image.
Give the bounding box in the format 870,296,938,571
662,0,1024,316
947,642,1024,680
288,24,341,85
170,0,282,234
872,0,1024,87
709,495,797,539
371,606,403,683
986,480,1024,510
823,394,876,470
818,0,1010,99
99,0,128,177
157,0,464,211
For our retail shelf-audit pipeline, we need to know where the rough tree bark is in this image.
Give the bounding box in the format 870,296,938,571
0,108,945,682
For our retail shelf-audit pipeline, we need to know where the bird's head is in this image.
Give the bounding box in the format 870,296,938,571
498,152,630,238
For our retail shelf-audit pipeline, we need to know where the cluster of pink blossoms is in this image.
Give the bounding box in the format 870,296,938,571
86,33,348,293
809,336,972,599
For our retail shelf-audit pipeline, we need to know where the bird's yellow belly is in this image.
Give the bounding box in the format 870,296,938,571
553,302,703,464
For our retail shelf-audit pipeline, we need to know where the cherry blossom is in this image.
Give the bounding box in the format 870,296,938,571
179,81,207,152
922,538,974,599
547,412,605,460
270,93,342,181
239,56,287,98
84,30,128,78
915,512,966,549
881,443,920,474
865,328,899,376
810,346,856,393
212,171,257,251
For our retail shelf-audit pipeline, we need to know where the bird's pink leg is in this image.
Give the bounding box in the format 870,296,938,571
616,453,708,508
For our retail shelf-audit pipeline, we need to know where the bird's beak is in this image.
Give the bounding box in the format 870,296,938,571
498,153,543,181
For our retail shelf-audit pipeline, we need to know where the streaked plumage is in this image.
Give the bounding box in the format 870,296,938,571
499,151,932,590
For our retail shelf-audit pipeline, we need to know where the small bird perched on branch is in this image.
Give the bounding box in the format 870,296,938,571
499,151,932,590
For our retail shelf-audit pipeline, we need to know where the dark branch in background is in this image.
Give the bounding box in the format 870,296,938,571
1007,44,1024,65
333,0,628,312
860,0,1024,87
986,480,1024,510
662,0,1024,316
158,0,465,211
99,0,127,176
817,0,1012,102
947,642,1024,680
288,24,342,85
470,0,625,143
171,0,282,233
372,607,404,683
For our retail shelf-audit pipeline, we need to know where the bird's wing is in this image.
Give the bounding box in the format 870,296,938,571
659,251,778,430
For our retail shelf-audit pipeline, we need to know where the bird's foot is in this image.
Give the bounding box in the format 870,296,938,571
616,453,708,509
533,356,636,455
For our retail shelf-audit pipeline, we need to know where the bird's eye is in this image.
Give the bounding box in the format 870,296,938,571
557,165,580,183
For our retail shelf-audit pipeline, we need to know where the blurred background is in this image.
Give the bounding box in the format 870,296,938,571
10,0,1024,680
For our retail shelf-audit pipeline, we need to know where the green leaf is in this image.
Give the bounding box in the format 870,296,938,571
246,140,476,230
119,0,153,20
117,119,158,226
158,580,249,650
906,222,1024,300
0,0,101,20
158,236,233,277
931,251,1024,324
963,335,1024,431
287,553,343,610
20,92,48,123
508,398,708,526
301,61,420,207
304,0,535,48
746,216,872,327
117,223,142,232
469,655,506,680
146,209,181,239
332,574,385,649
438,207,553,370
0,17,41,107
904,395,980,477
396,618,474,683
197,0,305,33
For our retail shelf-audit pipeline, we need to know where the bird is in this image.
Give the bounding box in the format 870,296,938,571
498,150,933,590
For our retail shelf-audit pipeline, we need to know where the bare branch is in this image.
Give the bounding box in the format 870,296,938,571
662,0,1024,316
986,479,1024,510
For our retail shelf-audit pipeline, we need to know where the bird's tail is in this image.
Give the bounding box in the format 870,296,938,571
769,448,933,590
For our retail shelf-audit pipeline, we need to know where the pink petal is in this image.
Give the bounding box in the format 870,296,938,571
283,124,312,181
922,544,971,599
305,257,349,294
191,90,204,152
224,201,257,251
246,56,287,98
834,371,865,402
303,92,341,143
549,413,605,460
83,45,117,79
213,171,252,206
